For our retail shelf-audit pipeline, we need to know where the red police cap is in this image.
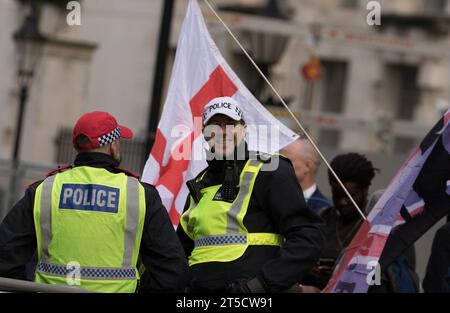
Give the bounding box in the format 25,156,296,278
72,111,133,151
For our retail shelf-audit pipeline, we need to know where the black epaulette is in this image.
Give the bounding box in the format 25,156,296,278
45,164,72,177
255,152,291,163
113,168,140,179
186,168,208,203
256,152,272,163
277,153,292,164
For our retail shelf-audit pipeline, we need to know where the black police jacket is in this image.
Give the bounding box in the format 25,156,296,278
176,149,326,293
0,152,187,292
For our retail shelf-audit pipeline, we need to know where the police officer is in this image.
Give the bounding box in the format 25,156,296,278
176,97,325,293
0,111,187,292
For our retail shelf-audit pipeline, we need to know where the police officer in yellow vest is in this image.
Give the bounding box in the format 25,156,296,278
176,97,325,293
0,111,187,292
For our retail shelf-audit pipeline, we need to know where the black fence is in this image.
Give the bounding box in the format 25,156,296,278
0,160,54,221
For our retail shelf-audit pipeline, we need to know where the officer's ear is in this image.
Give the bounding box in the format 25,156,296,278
304,158,314,174
235,120,246,134
110,140,120,156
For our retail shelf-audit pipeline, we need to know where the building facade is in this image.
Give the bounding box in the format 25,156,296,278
0,0,449,166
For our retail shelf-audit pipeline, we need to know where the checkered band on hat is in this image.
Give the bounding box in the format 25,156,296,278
98,127,121,147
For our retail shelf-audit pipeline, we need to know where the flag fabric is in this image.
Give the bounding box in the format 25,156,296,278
324,109,450,293
141,0,298,225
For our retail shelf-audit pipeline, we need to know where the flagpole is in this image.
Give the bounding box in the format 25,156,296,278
202,0,366,221
147,0,175,153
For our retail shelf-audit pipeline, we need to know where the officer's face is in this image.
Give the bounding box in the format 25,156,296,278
203,114,246,159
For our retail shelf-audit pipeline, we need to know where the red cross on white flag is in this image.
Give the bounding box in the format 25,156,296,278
142,0,299,225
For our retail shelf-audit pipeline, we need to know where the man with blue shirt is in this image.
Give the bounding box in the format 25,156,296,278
282,138,332,215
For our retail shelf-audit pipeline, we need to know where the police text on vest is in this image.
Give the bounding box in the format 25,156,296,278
59,184,120,213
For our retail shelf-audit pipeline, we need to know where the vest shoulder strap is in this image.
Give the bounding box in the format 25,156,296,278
194,168,208,183
254,152,290,164
45,164,72,177
113,167,140,179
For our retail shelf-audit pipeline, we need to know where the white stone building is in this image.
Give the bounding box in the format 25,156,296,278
1,0,449,165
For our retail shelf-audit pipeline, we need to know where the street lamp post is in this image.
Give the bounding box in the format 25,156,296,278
6,2,46,210
12,2,46,163
146,0,175,154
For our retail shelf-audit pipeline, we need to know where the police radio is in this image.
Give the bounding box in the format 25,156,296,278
187,179,203,203
222,163,238,202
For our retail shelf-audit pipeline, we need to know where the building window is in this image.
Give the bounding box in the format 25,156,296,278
393,136,418,154
55,128,147,174
386,64,420,121
319,129,341,149
341,0,359,8
231,52,259,98
321,60,348,113
424,0,447,14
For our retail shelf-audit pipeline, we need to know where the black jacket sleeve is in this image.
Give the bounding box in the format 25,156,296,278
423,223,450,293
254,157,326,292
176,196,194,259
138,184,188,292
0,183,39,279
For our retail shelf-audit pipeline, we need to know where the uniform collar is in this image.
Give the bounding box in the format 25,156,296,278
206,142,249,173
74,152,120,170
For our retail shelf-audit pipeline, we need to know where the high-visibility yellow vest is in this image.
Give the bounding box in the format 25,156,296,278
180,159,283,266
33,166,146,293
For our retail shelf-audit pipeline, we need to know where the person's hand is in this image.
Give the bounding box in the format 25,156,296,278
227,279,251,293
227,277,266,293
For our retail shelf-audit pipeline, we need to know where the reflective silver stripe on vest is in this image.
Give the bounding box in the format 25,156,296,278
123,177,141,267
195,234,247,247
40,175,56,262
226,159,261,233
36,261,136,280
39,173,140,271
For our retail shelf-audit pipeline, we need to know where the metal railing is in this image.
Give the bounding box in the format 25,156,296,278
0,277,93,293
0,160,54,222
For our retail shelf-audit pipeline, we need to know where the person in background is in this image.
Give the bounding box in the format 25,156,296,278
281,138,332,215
423,221,450,293
305,153,378,289
322,153,377,261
